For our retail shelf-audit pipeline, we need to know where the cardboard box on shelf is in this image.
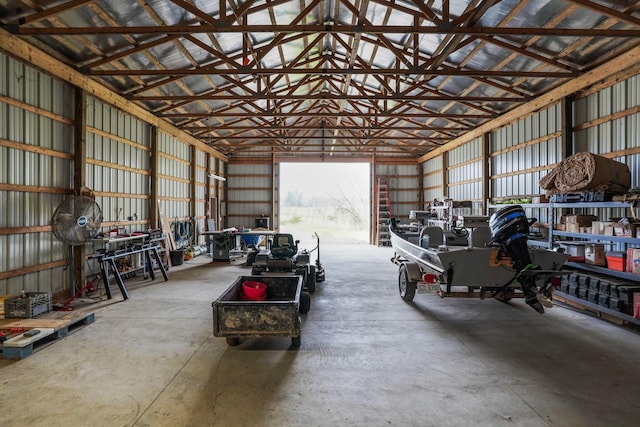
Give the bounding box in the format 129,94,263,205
554,224,566,231
613,222,638,237
592,221,615,235
579,227,592,234
566,223,580,233
559,241,587,257
629,248,640,274
627,248,634,272
585,243,605,266
565,215,598,226
531,195,550,204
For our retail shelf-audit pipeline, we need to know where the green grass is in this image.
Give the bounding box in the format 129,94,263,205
280,206,370,245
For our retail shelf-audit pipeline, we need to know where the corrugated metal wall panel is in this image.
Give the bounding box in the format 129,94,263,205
0,53,75,295
571,74,640,243
423,156,443,208
447,138,483,213
374,163,418,219
226,162,274,228
490,105,562,202
158,131,191,219
86,97,151,232
2,52,232,296
194,150,207,242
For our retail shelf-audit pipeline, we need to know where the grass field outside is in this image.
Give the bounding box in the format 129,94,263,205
279,206,370,247
278,163,371,247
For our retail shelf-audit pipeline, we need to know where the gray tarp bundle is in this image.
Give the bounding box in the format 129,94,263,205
539,152,631,194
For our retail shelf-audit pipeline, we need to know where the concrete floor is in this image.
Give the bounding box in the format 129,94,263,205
1,243,640,427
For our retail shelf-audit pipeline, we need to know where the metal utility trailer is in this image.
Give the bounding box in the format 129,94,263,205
212,275,310,347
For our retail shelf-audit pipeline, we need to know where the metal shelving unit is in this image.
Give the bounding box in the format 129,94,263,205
564,261,639,282
550,201,640,324
554,290,640,327
489,200,640,323
549,201,637,253
553,230,640,244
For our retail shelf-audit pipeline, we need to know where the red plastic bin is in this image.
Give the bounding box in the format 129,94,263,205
606,252,626,272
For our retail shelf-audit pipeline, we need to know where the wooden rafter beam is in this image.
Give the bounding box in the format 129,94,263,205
7,0,93,25
131,94,525,102
184,125,470,132
7,24,640,37
89,68,575,77
160,111,494,118
567,0,640,27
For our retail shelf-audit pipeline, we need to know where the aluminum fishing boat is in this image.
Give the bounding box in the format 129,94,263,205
389,206,569,313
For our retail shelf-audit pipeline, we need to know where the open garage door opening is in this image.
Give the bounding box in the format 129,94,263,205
279,163,371,245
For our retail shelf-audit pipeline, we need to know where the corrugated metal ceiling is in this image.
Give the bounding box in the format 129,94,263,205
1,0,639,158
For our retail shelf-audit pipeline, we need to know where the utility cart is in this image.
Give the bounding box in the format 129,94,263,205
212,275,310,347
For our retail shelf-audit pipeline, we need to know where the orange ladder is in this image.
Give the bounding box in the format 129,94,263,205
376,178,392,246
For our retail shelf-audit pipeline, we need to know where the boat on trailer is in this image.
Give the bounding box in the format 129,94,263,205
389,206,569,313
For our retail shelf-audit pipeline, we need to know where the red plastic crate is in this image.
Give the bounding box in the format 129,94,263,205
606,252,626,272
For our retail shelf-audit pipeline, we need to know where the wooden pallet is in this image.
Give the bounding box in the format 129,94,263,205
0,311,95,360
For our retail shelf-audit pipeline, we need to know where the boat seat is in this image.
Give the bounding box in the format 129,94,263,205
419,226,444,248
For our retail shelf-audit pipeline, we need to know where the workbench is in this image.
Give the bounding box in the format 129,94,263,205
94,243,168,300
202,229,275,262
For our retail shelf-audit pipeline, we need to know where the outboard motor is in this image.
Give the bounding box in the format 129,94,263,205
489,205,545,313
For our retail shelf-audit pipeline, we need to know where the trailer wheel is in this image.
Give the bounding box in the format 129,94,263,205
494,294,512,303
291,336,301,348
399,264,416,302
226,337,240,346
299,291,311,314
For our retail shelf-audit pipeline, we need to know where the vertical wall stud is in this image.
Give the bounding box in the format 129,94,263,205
441,152,448,197
73,87,86,293
191,145,197,221
150,126,159,228
562,95,574,158
482,133,490,214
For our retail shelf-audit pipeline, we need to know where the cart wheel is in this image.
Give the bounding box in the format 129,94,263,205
306,265,317,293
494,290,513,303
399,264,416,302
299,291,311,314
291,336,301,348
226,337,240,346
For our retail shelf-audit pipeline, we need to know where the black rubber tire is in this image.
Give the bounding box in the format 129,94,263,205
306,265,317,293
299,291,311,314
399,264,416,302
226,337,240,346
291,336,301,348
315,263,325,282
